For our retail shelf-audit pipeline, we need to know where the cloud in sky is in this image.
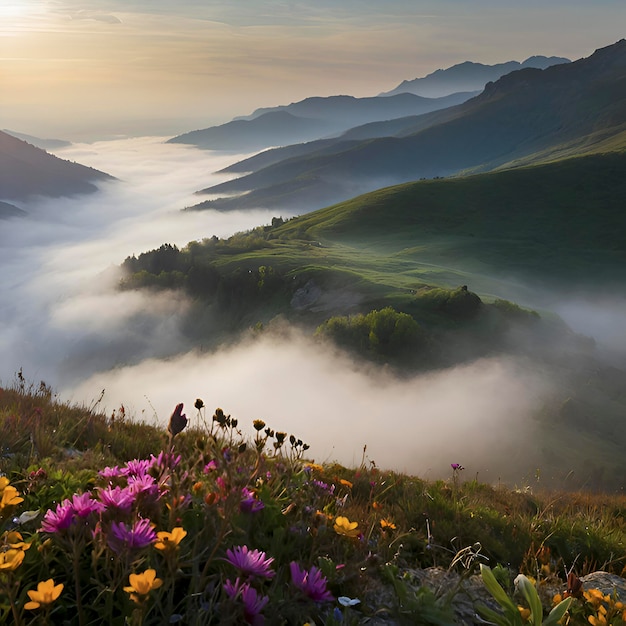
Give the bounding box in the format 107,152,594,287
2,1,625,139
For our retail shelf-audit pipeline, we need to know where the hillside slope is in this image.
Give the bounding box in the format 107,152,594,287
193,40,626,213
0,130,112,201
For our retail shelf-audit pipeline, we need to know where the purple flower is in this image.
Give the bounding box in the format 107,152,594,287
150,451,182,471
290,561,334,603
127,474,160,499
450,463,464,471
224,578,268,625
225,545,275,579
108,518,156,553
71,493,105,517
122,459,152,477
99,465,123,480
240,488,265,514
98,485,136,513
41,500,75,533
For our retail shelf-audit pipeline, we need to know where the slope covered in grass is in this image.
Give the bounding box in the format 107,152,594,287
0,380,625,625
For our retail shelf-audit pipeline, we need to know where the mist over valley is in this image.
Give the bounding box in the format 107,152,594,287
2,29,626,490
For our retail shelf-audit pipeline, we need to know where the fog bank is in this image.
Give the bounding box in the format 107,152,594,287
66,329,550,484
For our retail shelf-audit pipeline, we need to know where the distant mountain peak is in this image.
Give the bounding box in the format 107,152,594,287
380,55,570,98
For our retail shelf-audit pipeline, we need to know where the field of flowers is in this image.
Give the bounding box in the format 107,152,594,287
1,381,626,624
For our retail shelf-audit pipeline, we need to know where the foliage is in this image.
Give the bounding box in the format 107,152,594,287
316,307,428,363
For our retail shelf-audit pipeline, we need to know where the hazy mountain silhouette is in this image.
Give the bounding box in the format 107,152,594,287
192,40,626,213
168,92,476,151
3,129,71,151
0,200,26,219
380,55,570,98
0,130,113,201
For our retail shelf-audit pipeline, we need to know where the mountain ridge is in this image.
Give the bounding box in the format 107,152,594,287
0,130,113,201
380,55,571,98
191,39,626,213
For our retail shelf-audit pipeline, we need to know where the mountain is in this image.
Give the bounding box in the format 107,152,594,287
0,130,113,201
380,55,571,98
168,91,476,151
0,200,26,219
192,40,626,213
3,129,72,151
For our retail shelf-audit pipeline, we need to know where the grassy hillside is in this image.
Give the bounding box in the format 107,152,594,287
120,152,626,490
1,381,625,625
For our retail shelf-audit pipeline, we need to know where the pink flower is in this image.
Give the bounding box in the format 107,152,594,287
71,493,105,517
41,500,75,533
225,545,275,579
122,459,152,477
290,561,334,602
98,485,135,513
203,460,218,474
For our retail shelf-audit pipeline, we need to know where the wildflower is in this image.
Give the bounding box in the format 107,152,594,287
518,606,531,621
168,403,187,437
0,477,23,511
122,458,152,478
98,485,136,513
24,579,64,610
41,500,75,533
0,548,25,571
290,561,334,602
124,568,163,604
380,519,396,531
450,463,464,471
154,527,187,552
240,488,265,514
108,518,156,553
4,531,31,550
203,460,218,473
225,545,275,579
99,465,123,480
150,451,182,471
224,578,269,625
253,419,266,431
71,493,105,517
372,501,383,510
333,516,359,538
305,463,324,473
127,474,160,499
338,596,361,607
195,398,205,409
339,479,353,489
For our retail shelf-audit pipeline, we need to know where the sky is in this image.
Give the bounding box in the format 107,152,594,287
2,0,626,140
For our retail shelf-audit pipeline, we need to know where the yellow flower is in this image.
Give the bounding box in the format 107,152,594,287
4,531,31,550
0,548,25,571
305,463,324,473
588,615,607,625
124,568,163,603
518,606,531,621
333,516,359,538
339,479,353,489
380,519,396,531
0,483,23,510
154,527,187,552
24,579,64,610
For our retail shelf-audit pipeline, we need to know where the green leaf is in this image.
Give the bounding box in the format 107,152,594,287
481,565,519,614
543,597,572,626
514,575,543,625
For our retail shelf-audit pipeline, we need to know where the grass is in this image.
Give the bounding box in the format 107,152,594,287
1,381,626,625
